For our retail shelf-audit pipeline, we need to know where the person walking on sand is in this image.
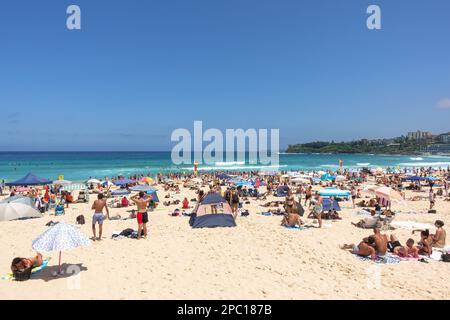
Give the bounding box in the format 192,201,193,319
351,187,356,209
91,193,110,241
131,191,152,240
429,188,435,210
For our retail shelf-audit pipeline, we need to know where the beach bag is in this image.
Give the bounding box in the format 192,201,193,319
76,215,85,225
442,253,450,262
120,228,134,237
12,267,32,282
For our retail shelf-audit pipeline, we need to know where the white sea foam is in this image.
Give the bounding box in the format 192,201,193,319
356,163,371,166
410,157,423,161
214,161,245,166
398,162,450,167
184,164,287,171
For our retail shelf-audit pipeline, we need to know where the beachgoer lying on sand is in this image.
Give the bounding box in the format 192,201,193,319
356,200,367,207
352,210,380,229
11,252,44,274
340,237,376,260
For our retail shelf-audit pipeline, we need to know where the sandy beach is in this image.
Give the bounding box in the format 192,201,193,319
1,177,449,300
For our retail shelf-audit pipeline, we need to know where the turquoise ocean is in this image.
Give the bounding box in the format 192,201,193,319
1,152,450,182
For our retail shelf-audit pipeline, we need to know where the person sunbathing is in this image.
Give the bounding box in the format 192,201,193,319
352,210,380,229
412,229,433,256
11,253,44,274
340,237,376,260
356,200,367,207
395,239,419,258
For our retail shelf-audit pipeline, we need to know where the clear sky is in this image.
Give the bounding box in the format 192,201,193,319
0,0,449,151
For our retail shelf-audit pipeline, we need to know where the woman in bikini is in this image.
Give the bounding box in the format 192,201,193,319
11,253,44,274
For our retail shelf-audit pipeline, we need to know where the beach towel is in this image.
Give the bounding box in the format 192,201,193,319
354,254,401,264
2,259,50,281
391,221,433,230
258,212,273,216
283,225,304,230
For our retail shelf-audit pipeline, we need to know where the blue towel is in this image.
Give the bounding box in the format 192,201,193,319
283,225,304,230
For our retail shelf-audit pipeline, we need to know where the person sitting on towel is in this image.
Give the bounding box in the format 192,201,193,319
395,238,419,258
351,210,380,229
281,212,303,228
340,237,376,260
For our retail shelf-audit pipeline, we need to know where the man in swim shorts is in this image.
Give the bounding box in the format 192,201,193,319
131,191,153,240
340,237,376,260
91,193,109,241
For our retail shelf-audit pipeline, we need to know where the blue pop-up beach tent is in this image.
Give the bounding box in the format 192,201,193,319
5,173,51,186
189,193,236,228
322,198,341,211
146,190,159,202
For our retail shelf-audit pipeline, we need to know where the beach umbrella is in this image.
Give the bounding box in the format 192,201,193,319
319,188,351,197
87,179,101,184
32,222,90,275
102,181,114,187
5,173,51,186
140,177,154,184
130,185,158,192
369,186,405,205
113,179,135,186
111,189,131,196
335,175,346,182
52,179,72,185
291,177,310,184
216,173,231,180
0,200,42,221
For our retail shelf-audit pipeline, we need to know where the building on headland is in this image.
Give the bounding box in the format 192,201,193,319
426,144,450,154
438,132,450,144
407,130,432,141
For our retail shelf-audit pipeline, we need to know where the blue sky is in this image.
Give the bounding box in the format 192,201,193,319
0,0,449,151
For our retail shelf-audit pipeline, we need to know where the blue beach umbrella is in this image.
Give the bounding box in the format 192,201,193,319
130,185,158,192
113,179,135,186
111,189,131,196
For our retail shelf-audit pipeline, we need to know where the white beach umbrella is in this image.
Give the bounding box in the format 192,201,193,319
32,222,91,274
52,180,72,185
291,177,310,184
87,179,101,184
0,202,42,221
335,175,346,182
